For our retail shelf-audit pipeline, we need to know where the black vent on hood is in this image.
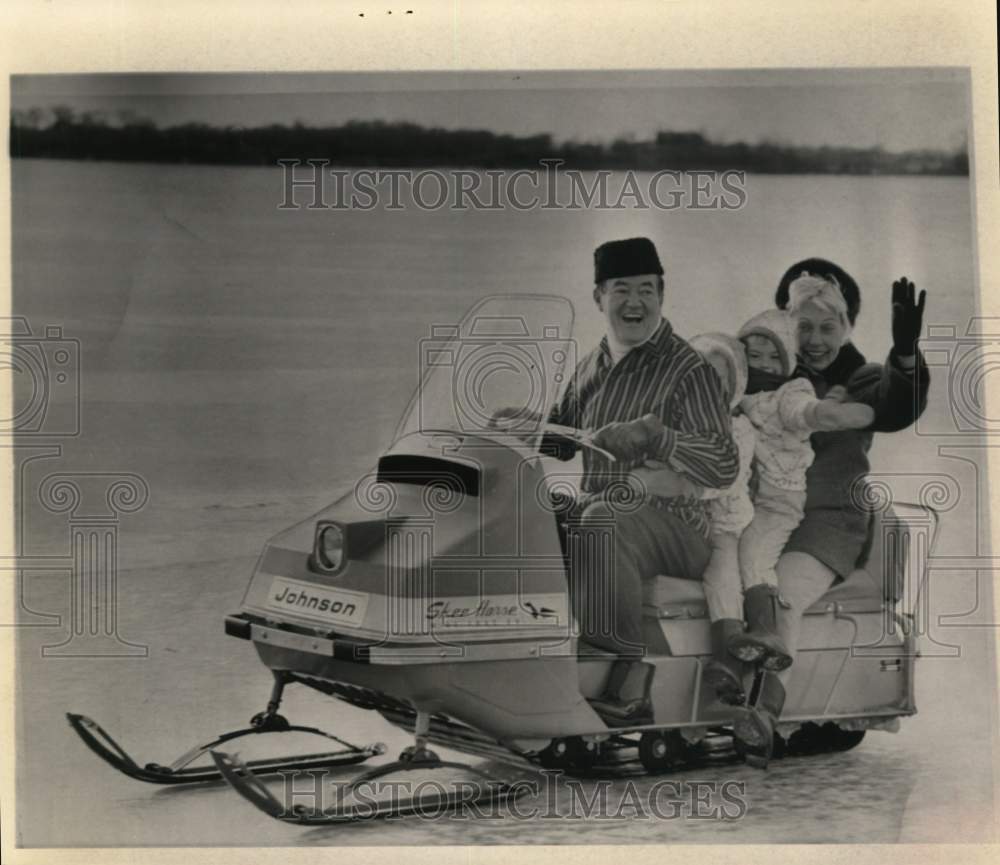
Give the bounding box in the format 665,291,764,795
376,455,479,497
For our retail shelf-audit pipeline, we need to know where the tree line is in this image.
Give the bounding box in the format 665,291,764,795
9,107,968,175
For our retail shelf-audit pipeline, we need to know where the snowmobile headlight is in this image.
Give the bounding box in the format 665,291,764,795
315,523,345,572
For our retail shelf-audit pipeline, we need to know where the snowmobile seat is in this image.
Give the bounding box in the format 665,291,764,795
641,568,887,620
641,510,903,620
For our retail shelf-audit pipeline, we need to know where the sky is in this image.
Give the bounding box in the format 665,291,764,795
11,69,970,153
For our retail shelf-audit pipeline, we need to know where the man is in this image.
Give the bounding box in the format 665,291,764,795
547,236,738,726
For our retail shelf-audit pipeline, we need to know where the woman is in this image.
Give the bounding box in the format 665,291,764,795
734,257,930,759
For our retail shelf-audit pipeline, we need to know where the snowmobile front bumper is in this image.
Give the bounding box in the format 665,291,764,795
226,613,374,663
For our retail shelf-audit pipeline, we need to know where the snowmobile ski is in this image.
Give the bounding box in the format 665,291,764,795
67,712,384,785
211,747,530,825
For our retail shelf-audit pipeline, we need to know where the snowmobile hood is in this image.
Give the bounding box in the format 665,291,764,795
263,432,499,556
242,430,570,641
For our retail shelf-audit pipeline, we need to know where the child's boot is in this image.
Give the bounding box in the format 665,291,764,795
703,619,746,705
728,585,793,671
733,671,786,769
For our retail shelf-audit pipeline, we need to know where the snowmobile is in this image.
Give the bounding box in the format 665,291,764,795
69,295,939,824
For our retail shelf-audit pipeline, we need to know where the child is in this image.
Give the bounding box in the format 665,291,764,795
728,301,875,672
630,333,755,705
684,334,756,705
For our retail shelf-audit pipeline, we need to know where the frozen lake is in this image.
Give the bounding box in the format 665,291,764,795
10,159,996,845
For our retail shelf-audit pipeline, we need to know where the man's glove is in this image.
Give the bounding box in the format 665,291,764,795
593,414,663,462
891,277,926,357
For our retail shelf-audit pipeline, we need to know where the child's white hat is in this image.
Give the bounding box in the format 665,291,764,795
737,309,798,377
689,332,748,409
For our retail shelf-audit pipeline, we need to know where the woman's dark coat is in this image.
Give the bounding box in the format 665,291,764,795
785,343,930,577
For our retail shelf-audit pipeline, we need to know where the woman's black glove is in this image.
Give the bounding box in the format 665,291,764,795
891,277,926,357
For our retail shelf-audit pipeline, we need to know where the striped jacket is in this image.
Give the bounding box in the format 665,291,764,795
549,318,738,537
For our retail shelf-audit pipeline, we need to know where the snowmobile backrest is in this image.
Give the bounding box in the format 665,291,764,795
802,502,938,613
824,502,939,612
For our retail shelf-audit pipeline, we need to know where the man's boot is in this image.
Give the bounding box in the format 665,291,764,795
732,671,786,768
728,585,793,672
588,660,655,727
703,619,746,705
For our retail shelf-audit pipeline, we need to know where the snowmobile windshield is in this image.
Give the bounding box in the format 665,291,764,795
394,294,577,451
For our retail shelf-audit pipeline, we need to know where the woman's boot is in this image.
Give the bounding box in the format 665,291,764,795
703,619,746,705
728,585,793,671
732,671,786,768
588,660,655,727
